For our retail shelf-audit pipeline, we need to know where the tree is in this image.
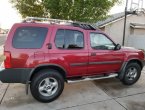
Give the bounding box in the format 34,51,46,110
10,0,45,17
10,0,121,22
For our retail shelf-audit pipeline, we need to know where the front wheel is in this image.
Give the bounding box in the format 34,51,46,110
30,69,64,103
122,63,141,85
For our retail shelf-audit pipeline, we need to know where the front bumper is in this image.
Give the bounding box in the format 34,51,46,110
0,67,32,84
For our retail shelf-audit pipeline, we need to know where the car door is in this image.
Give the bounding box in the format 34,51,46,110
87,31,125,75
49,27,88,77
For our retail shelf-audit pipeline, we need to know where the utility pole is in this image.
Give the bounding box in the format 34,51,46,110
122,0,128,46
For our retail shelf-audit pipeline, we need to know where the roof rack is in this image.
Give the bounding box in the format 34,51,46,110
23,17,96,30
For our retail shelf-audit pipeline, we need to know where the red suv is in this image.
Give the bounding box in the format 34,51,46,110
0,17,144,103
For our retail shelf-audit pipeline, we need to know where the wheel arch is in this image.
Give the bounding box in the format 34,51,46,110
29,64,67,82
127,59,143,69
119,58,143,80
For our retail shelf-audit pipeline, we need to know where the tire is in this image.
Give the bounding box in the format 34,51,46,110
122,63,141,85
30,69,64,103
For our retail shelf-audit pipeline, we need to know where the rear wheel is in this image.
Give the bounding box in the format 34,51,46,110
122,63,141,85
30,69,64,103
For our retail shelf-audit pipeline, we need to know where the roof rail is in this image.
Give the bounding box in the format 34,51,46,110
23,17,96,30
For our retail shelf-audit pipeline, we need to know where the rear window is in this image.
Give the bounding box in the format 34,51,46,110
12,27,48,49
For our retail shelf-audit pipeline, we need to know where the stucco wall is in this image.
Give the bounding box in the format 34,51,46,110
102,13,145,46
104,18,124,44
128,35,145,50
133,28,145,35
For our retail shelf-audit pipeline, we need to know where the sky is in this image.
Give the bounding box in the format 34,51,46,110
0,0,132,29
0,0,21,29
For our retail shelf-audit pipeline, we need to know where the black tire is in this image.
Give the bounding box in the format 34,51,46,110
30,69,64,103
122,63,141,85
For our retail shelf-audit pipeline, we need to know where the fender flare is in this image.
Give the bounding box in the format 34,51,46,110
29,64,67,81
118,58,144,80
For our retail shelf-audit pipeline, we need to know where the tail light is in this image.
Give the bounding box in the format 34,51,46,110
4,51,11,68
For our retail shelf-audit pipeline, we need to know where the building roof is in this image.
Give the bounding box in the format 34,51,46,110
96,12,127,27
96,10,145,28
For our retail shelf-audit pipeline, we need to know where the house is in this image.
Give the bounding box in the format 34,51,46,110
96,11,145,50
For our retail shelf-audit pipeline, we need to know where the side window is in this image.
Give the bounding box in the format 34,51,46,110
13,27,48,49
55,30,65,49
90,33,115,50
55,29,84,49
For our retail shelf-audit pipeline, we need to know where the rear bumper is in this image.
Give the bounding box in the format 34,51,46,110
0,67,32,84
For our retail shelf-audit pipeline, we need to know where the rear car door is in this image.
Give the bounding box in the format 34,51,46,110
49,26,88,77
87,32,125,75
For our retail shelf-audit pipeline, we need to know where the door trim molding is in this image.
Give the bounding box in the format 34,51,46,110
70,61,122,67
70,63,88,66
89,61,122,65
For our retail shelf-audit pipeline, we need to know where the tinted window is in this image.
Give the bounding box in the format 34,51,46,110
13,27,48,49
55,29,65,49
55,29,84,49
90,33,115,50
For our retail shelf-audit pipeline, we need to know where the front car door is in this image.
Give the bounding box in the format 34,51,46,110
87,31,125,75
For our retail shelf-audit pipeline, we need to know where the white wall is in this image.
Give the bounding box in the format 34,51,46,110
128,35,145,50
104,19,124,44
133,28,145,35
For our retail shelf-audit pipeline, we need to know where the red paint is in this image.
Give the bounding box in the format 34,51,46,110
4,23,144,78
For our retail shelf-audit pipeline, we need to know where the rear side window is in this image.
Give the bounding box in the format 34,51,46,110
13,27,48,49
55,29,84,49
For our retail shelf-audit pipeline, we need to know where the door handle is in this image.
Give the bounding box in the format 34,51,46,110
47,43,52,49
91,53,96,56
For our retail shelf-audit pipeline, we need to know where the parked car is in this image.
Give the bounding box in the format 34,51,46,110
0,17,144,103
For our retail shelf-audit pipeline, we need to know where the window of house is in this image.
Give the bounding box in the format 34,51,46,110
55,29,84,49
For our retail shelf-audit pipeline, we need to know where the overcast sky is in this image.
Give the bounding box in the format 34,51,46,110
0,0,129,29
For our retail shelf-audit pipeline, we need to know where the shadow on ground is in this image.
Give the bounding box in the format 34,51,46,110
93,73,145,98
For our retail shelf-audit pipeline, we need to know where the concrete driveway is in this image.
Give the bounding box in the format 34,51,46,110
0,69,145,110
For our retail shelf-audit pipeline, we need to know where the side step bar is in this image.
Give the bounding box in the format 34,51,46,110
67,74,118,83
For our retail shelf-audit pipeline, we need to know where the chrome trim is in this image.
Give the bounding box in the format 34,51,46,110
67,74,118,83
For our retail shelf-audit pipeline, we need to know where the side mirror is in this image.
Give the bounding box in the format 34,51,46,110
115,44,121,50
